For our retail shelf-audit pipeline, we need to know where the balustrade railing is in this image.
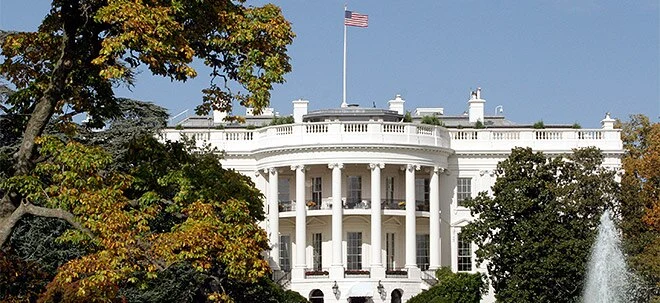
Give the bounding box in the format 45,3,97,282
164,123,619,153
278,200,294,212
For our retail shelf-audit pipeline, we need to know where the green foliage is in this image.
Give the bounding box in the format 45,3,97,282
175,124,184,130
461,147,619,303
533,120,545,129
572,122,582,129
270,116,295,126
618,114,660,300
403,111,413,122
475,120,485,129
408,267,486,303
421,115,444,126
0,249,52,302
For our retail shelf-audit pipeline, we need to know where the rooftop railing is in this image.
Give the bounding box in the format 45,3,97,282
163,121,450,152
162,123,621,154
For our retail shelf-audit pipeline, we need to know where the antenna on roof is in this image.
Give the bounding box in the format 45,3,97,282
169,109,189,122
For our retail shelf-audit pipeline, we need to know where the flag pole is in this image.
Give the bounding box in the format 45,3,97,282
341,4,348,108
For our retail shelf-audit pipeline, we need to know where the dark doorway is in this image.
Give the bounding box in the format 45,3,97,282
348,298,367,303
309,289,324,303
391,289,402,303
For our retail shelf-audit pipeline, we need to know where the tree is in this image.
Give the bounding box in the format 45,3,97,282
461,147,619,303
1,135,272,302
0,0,294,225
618,114,660,301
407,267,486,303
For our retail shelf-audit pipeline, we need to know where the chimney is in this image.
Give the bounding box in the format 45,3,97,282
388,94,405,115
213,110,227,124
293,99,309,123
601,112,615,130
468,87,485,123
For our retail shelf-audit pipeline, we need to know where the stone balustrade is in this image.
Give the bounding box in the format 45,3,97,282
162,122,621,154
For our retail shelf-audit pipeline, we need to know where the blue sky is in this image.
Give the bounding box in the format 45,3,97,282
1,1,658,127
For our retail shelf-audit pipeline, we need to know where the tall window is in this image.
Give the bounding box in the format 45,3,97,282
312,233,322,271
347,232,362,270
386,177,395,203
457,177,472,206
278,178,290,202
415,178,430,211
347,176,362,207
311,177,322,206
457,232,472,272
416,234,430,271
386,233,395,270
279,234,291,271
278,177,291,211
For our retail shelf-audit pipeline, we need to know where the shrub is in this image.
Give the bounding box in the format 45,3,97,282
403,111,413,122
533,121,545,129
421,115,444,126
270,116,295,126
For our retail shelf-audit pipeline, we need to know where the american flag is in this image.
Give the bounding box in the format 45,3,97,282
344,11,368,27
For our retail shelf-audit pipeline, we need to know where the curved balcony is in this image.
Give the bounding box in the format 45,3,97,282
163,121,451,153
163,123,621,155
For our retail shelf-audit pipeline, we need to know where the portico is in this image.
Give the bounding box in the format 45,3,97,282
265,160,447,280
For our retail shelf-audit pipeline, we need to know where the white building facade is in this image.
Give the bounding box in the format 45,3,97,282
163,90,623,303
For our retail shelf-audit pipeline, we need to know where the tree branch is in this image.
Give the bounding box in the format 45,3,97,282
0,201,94,248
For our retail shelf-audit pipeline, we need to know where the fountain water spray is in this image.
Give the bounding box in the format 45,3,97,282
582,210,636,303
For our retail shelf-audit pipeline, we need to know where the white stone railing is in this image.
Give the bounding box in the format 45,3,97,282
448,129,621,152
161,124,621,154
162,122,451,153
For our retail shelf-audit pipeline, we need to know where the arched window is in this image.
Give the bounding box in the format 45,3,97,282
391,289,402,303
309,289,324,303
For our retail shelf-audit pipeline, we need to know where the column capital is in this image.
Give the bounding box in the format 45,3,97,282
290,164,305,171
479,169,495,177
432,166,447,174
405,164,420,172
369,163,385,170
267,167,279,175
328,163,344,170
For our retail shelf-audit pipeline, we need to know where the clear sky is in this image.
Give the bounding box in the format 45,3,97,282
1,1,658,127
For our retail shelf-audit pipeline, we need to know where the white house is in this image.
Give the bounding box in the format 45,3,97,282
162,88,623,303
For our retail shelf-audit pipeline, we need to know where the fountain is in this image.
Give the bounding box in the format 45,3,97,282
583,210,637,303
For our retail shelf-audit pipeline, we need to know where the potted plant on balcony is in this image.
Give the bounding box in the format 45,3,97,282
305,270,329,277
306,201,316,208
386,269,407,276
345,269,370,276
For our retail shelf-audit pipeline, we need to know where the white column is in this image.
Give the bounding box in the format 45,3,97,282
370,163,385,278
268,168,280,270
429,167,441,270
329,163,344,278
292,165,306,278
405,164,419,269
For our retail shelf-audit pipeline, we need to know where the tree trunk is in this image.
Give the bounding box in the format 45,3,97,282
0,201,94,248
0,1,79,243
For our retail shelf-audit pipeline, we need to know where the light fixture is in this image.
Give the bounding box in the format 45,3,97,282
332,281,339,299
377,280,385,299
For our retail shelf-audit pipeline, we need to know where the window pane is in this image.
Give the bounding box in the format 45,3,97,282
347,176,362,208
312,177,322,205
347,232,362,270
457,232,472,272
386,233,395,270
278,178,290,202
279,235,291,271
312,233,322,271
416,234,430,271
457,178,472,206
